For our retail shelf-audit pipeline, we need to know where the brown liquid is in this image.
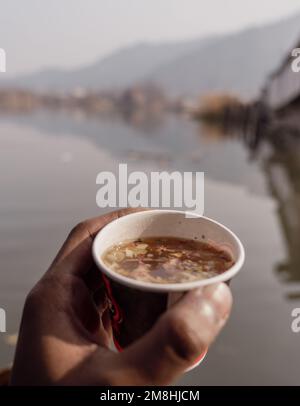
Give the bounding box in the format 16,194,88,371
102,237,234,284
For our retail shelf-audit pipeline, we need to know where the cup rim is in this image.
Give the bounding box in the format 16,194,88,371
92,210,245,292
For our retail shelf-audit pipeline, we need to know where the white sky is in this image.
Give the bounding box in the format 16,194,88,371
0,0,300,75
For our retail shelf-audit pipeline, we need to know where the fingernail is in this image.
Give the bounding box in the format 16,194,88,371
203,283,232,320
203,282,229,300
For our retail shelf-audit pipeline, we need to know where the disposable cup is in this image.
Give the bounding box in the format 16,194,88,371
92,210,245,369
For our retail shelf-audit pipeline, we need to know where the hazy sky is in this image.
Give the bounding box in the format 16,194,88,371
1,0,300,75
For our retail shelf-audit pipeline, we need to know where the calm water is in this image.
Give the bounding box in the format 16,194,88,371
0,110,300,385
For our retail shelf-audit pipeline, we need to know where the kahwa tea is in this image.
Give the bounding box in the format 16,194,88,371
102,237,234,284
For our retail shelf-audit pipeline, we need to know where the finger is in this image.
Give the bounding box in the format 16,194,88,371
119,283,232,385
50,208,146,277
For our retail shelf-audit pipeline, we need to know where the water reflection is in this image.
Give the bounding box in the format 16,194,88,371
201,111,300,297
2,107,300,296
264,136,300,298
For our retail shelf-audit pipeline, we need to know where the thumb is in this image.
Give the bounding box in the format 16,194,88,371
119,283,232,385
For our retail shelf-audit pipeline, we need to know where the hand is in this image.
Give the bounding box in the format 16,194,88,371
11,208,232,386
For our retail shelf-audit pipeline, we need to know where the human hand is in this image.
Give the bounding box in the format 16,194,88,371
11,208,232,386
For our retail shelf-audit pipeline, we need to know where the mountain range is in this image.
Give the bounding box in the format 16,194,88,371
1,13,300,100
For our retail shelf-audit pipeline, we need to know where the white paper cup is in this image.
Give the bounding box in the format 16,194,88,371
92,210,245,367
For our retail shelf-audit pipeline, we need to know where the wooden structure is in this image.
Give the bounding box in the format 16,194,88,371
263,39,300,111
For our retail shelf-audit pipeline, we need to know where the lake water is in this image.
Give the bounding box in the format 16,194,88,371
0,110,300,385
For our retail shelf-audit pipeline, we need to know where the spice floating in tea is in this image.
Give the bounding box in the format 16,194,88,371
102,237,234,284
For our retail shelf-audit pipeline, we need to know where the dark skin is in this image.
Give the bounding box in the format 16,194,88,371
11,208,232,386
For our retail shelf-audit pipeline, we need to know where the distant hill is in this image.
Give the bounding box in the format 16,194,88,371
149,13,300,99
1,13,300,100
0,38,216,92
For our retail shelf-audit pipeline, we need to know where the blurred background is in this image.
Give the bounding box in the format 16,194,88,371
1,0,300,385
